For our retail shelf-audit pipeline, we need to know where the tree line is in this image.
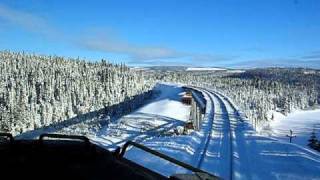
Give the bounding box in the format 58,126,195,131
0,51,155,135
1,50,319,135
156,68,320,130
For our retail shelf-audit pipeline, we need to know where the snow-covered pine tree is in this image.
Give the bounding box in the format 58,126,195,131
308,129,319,150
0,51,156,135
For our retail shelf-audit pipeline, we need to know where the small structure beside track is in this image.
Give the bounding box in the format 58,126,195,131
181,91,192,105
182,87,206,131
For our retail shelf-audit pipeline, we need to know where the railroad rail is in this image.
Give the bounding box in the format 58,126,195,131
188,86,238,180
194,88,215,168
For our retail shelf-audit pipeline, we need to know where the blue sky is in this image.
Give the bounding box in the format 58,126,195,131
0,0,320,68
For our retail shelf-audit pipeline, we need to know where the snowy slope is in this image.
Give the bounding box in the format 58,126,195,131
91,83,191,150
260,109,320,150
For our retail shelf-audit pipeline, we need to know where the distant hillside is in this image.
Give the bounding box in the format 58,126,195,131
186,67,226,71
132,65,245,73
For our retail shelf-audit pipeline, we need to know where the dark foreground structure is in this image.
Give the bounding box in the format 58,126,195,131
0,133,218,180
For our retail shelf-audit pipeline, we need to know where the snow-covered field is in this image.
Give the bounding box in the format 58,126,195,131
185,67,245,73
260,109,320,150
186,67,226,71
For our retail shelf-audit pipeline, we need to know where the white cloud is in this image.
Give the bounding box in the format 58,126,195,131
0,4,60,38
0,4,231,64
77,29,233,63
78,31,186,60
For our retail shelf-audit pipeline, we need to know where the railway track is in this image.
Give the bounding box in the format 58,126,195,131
210,90,234,180
192,88,216,168
192,87,238,180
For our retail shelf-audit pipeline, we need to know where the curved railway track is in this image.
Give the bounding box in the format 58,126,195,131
191,87,239,180
192,88,216,168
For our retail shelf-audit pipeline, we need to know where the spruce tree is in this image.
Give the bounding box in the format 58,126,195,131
308,129,318,149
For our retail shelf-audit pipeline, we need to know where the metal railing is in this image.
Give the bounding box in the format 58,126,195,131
119,141,218,179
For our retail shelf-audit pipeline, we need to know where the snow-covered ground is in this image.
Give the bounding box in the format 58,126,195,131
90,83,191,150
125,88,320,179
125,87,214,177
16,83,190,146
260,109,320,150
14,83,320,179
226,70,245,73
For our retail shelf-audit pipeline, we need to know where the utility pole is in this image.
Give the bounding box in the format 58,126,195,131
286,129,296,143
